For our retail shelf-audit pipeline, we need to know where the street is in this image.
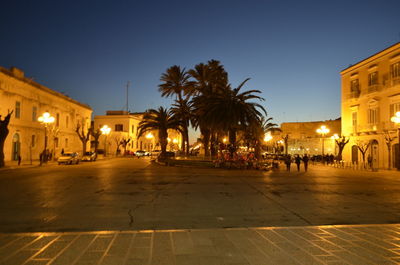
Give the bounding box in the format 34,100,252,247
0,158,399,233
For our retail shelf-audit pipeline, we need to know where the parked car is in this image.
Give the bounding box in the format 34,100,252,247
81,151,97,162
150,150,162,157
58,152,80,165
134,150,149,157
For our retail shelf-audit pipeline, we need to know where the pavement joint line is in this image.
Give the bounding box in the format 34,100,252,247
1,223,400,236
21,235,62,265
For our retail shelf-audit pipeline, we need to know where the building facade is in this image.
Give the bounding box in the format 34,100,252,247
0,67,92,163
341,42,400,169
279,119,341,156
94,111,182,156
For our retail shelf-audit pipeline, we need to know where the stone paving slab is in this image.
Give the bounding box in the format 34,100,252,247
0,224,399,265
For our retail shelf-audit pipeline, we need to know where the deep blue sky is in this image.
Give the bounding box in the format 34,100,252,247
1,0,399,126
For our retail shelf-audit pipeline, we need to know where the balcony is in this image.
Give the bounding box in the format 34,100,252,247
347,90,360,99
367,84,381,94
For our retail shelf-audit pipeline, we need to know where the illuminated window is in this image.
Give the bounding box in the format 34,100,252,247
368,72,378,86
390,103,400,120
32,106,37,121
115,124,123,131
15,101,21,118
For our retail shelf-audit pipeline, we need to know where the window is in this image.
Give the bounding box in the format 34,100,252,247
391,62,400,79
390,103,400,119
115,124,123,131
352,112,357,132
56,113,60,127
131,125,135,134
65,138,68,148
54,137,59,148
15,101,21,118
368,72,378,86
350,79,359,92
32,106,37,122
66,116,69,128
368,108,378,125
31,135,36,148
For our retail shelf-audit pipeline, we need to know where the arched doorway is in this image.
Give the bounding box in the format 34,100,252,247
351,145,358,164
12,133,21,161
370,139,379,170
393,144,399,170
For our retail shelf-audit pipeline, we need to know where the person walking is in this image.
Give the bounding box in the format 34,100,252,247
303,154,309,172
284,155,291,171
295,155,301,172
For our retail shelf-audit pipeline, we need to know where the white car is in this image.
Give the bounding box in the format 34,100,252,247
58,152,80,165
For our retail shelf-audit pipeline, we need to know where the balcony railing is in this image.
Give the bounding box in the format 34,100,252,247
348,90,360,99
367,84,381,93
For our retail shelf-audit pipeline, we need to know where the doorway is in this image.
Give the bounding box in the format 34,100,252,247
12,133,21,161
370,139,379,170
351,145,358,164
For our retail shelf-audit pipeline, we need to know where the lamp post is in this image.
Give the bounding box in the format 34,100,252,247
38,112,55,165
391,111,400,170
316,125,330,162
100,125,111,157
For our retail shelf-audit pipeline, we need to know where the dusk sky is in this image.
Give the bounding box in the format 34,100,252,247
1,0,400,128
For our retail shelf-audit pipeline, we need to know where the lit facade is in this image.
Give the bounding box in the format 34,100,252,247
94,111,182,155
0,67,92,163
279,119,341,155
341,42,400,169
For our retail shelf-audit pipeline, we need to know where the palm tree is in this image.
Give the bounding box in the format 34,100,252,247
189,60,228,157
137,107,179,157
171,98,193,155
199,78,266,152
159,65,193,101
159,65,194,154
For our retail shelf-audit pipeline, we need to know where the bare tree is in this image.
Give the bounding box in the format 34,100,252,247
335,136,349,161
114,135,123,156
90,128,101,153
0,110,13,167
356,140,370,168
75,122,90,155
120,137,131,155
384,130,396,169
282,134,289,155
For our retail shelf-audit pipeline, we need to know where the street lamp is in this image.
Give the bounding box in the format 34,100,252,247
316,125,330,160
391,111,400,170
38,112,55,165
100,125,111,157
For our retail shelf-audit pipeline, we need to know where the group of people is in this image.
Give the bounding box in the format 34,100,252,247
284,154,309,172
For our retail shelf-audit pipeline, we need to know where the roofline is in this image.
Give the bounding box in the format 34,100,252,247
0,67,92,111
340,42,400,74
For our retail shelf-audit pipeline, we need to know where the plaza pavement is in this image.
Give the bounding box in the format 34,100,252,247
1,224,400,265
1,158,400,264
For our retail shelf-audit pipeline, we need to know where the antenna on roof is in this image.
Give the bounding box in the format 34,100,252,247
126,81,130,113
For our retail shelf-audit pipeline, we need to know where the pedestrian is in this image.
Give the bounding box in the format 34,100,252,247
284,155,291,171
18,155,21,166
303,154,309,172
295,155,301,171
61,148,64,155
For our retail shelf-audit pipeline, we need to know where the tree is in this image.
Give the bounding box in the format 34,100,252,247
198,78,266,152
356,141,370,167
137,107,179,158
171,98,193,155
335,136,349,161
75,122,90,155
90,128,102,153
114,135,124,156
384,131,396,169
0,110,13,168
120,137,131,155
282,134,289,155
